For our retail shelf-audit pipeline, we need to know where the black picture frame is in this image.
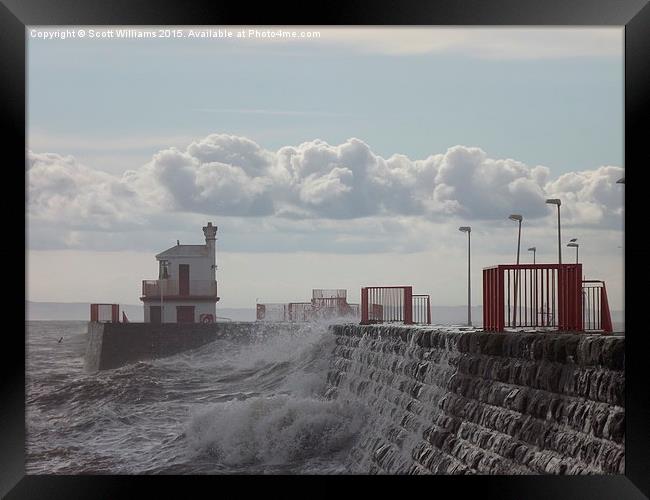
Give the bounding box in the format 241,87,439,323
3,0,649,497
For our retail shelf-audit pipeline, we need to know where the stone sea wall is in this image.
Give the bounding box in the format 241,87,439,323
325,325,625,475
85,321,300,371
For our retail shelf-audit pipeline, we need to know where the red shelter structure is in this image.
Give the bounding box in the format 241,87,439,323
482,263,612,333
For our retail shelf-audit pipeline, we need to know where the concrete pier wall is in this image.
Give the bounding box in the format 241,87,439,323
85,321,299,371
325,324,625,475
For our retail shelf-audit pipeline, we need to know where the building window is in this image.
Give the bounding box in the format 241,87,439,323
159,260,170,280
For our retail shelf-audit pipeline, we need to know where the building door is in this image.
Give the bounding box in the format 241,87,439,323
179,264,190,296
176,306,195,324
150,306,162,324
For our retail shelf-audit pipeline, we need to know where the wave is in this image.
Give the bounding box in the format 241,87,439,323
186,394,365,468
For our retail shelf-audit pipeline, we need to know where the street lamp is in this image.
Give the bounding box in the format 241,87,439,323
459,226,472,327
567,242,579,264
546,199,562,265
616,178,624,184
508,215,523,264
508,215,523,327
528,247,536,264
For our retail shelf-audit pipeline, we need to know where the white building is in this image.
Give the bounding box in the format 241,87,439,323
140,222,220,323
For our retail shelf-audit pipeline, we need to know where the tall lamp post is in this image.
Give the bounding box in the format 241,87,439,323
567,242,579,264
459,226,472,327
528,247,536,264
546,199,562,265
508,215,523,264
508,215,523,326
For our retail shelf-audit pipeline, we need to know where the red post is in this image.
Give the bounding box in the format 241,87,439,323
403,286,413,325
601,284,613,333
482,269,487,330
497,266,505,331
361,287,369,325
111,304,120,323
426,295,431,325
575,264,583,331
90,304,99,322
256,304,265,320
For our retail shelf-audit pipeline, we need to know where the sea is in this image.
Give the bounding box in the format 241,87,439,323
26,320,366,474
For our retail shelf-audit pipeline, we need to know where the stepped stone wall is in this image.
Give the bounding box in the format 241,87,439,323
325,325,625,475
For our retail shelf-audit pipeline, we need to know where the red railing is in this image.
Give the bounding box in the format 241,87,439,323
413,294,432,325
483,264,584,332
288,302,312,322
257,300,360,322
256,303,287,321
90,303,120,323
360,286,414,325
582,280,613,333
141,279,217,298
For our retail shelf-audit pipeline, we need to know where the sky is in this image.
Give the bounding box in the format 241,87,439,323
26,26,625,311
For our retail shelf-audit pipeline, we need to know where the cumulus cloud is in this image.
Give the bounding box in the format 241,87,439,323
27,134,623,248
28,151,151,230
545,166,624,226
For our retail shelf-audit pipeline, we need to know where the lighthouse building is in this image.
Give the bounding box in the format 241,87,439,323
140,222,220,323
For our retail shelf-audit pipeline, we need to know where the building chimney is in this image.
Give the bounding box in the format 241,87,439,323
203,222,218,278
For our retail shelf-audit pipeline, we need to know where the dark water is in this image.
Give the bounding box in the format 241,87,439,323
26,321,366,474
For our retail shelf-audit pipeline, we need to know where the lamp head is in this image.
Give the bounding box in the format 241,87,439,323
546,198,561,206
459,226,471,233
527,247,536,252
567,243,579,248
616,177,624,184
508,214,523,222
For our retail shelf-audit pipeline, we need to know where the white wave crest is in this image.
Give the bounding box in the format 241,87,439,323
186,394,365,467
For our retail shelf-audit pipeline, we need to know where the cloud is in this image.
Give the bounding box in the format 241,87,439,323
233,27,621,59
545,166,624,226
27,151,151,230
27,133,623,251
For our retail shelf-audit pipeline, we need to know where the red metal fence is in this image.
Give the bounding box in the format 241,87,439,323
90,303,120,323
288,302,312,322
256,303,287,322
360,286,429,325
256,292,361,322
142,279,217,297
582,280,614,333
413,294,432,325
483,264,612,333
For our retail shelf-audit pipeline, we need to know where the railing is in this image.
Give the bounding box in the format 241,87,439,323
256,303,288,322
483,264,583,332
90,303,120,323
312,289,347,300
360,286,413,325
288,302,312,322
141,279,218,298
257,301,360,322
413,294,432,325
582,280,613,333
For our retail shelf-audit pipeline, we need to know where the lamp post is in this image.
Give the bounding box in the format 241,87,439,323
459,226,472,327
508,215,523,326
546,199,562,265
528,247,536,264
567,242,579,264
508,215,523,265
